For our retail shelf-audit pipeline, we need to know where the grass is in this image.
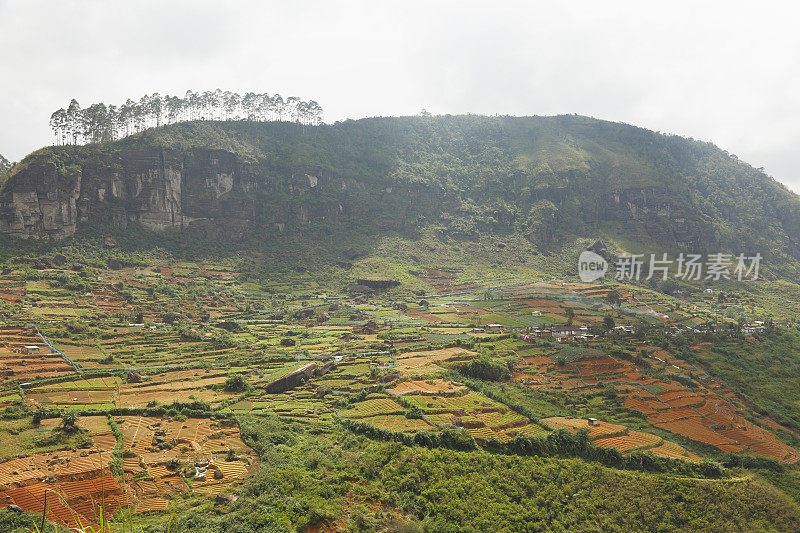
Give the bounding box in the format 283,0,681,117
3,233,800,529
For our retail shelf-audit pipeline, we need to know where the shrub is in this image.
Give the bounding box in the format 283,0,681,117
458,356,512,381
224,374,249,393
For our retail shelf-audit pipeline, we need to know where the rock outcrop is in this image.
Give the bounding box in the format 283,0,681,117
2,115,799,261
262,361,335,394
0,148,357,241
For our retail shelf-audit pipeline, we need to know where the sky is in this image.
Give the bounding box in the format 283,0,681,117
1,0,799,189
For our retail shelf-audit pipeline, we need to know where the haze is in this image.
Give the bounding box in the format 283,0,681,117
1,0,799,191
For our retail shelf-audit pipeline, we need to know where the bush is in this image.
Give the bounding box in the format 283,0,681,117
224,374,249,393
458,356,511,381
60,411,78,432
405,406,424,419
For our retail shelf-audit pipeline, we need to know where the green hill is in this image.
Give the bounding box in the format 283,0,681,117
2,115,799,267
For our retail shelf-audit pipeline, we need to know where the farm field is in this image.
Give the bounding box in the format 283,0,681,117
543,416,701,461
117,416,258,510
0,415,123,530
0,253,797,530
510,334,800,464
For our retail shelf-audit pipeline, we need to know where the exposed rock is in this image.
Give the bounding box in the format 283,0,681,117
0,149,353,241
262,360,335,394
348,284,374,294
357,278,400,290
215,493,238,505
263,363,319,393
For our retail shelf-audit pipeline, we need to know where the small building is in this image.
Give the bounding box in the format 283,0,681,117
587,418,599,427
22,345,40,354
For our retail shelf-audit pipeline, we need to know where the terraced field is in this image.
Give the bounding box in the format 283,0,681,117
0,257,797,530
543,416,700,461
0,415,122,530
513,337,800,463
0,326,75,384
117,416,258,510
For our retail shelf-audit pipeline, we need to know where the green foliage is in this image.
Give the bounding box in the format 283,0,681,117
158,416,800,533
457,355,512,381
7,114,800,266
59,411,78,432
690,328,800,430
224,374,249,393
107,414,124,478
0,508,68,533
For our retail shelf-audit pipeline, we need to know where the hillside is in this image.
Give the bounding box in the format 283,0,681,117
2,115,799,266
4,116,800,530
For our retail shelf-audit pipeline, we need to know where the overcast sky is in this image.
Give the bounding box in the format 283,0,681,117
1,1,799,189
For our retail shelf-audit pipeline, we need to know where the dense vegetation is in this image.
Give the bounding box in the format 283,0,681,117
9,114,800,273
49,90,323,145
4,114,800,531
690,328,800,432
146,416,800,533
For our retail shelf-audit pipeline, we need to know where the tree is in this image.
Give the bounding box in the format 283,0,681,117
602,315,616,331
60,411,79,433
49,109,67,145
565,307,575,326
48,90,324,145
224,374,248,392
66,99,82,144
0,153,11,173
605,289,622,315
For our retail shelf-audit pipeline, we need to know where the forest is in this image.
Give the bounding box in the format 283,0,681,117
48,90,323,146
9,114,800,273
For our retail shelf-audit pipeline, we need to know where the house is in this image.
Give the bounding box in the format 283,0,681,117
587,418,599,427
21,345,40,354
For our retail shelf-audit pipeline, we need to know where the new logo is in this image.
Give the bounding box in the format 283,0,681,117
578,251,608,282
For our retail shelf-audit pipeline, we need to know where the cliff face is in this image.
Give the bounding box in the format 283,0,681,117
0,147,713,252
0,148,363,241
1,116,798,260
0,159,80,240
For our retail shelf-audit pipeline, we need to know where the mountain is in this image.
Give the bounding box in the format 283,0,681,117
2,115,799,262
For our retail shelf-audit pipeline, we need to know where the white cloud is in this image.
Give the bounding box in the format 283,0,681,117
1,0,798,190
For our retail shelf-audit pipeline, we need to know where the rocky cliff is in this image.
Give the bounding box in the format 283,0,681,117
0,148,365,241
1,115,798,261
